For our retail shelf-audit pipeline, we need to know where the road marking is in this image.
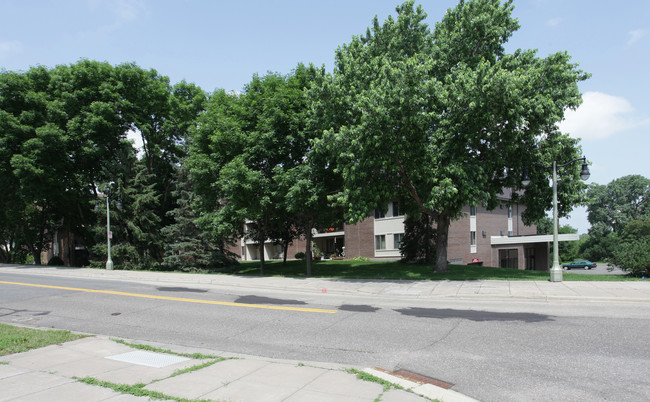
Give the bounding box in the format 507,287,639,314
0,281,337,314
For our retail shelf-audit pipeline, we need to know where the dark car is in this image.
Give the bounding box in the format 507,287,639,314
562,260,597,270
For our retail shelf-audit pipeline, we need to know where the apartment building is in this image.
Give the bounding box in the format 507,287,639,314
232,195,577,270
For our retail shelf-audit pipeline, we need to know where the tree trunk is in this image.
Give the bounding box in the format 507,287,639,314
31,248,42,265
435,212,450,273
425,214,434,263
258,228,265,275
305,229,313,276
282,240,289,266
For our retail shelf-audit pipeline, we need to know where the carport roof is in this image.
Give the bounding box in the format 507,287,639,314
490,233,579,245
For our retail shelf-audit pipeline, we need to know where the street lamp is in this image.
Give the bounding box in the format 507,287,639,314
105,195,113,270
522,157,590,282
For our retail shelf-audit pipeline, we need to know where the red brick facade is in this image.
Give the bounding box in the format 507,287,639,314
229,199,555,270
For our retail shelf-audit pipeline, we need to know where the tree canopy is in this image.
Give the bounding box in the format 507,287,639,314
313,0,589,271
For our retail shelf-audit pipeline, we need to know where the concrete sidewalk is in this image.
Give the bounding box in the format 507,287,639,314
0,335,474,402
2,264,650,304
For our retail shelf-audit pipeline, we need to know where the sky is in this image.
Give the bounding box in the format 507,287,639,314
1,0,648,233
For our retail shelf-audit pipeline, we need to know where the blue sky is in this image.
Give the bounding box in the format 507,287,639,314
1,0,648,233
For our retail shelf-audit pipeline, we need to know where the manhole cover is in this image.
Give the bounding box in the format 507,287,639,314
375,368,454,389
106,351,189,368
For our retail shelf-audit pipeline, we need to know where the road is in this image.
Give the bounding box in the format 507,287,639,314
1,270,649,401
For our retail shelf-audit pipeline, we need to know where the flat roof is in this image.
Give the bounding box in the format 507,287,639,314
490,233,579,246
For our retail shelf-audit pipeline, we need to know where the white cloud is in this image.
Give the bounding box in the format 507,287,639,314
111,0,142,22
628,29,648,46
559,92,649,140
88,0,144,29
0,40,22,58
546,17,562,27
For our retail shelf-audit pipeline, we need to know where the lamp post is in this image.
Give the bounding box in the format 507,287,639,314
105,195,113,270
522,157,590,282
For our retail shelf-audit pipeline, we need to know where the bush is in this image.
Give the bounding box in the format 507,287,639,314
611,238,650,277
47,256,65,266
349,256,370,262
294,252,306,260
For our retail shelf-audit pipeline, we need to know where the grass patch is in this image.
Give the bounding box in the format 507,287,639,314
111,338,221,359
0,324,88,356
169,358,226,378
346,368,404,392
226,260,638,281
75,377,211,402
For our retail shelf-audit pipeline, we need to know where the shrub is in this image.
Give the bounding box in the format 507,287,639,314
349,256,370,262
47,256,65,266
294,252,306,260
611,238,650,277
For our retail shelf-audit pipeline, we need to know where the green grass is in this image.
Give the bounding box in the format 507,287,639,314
0,324,88,356
75,377,211,402
346,368,404,392
111,338,222,359
226,259,638,281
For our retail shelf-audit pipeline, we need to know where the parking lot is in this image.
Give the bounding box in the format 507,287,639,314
565,263,626,275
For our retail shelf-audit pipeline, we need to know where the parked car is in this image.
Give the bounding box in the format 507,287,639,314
562,260,597,270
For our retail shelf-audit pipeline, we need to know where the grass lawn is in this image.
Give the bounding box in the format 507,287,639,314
227,259,638,281
0,323,88,356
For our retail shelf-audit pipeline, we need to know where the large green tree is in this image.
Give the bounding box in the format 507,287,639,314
585,175,649,234
190,64,322,274
0,60,203,267
314,0,588,271
580,175,649,262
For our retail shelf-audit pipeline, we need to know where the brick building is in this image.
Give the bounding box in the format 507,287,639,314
230,194,577,270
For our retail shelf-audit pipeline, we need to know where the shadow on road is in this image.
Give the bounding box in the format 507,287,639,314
394,307,553,323
338,304,380,313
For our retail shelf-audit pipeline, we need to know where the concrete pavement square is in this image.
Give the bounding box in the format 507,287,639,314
200,378,303,401
144,358,269,399
40,355,130,378
283,388,372,402
0,364,28,380
238,362,326,386
301,370,384,399
3,346,89,371
381,388,429,401
63,337,134,356
14,380,123,402
0,371,73,400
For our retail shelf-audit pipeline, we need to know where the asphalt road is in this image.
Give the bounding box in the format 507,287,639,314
1,272,648,402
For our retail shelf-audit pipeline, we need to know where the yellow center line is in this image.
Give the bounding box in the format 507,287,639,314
0,280,337,314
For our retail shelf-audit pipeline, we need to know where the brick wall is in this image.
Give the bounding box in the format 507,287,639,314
344,216,375,258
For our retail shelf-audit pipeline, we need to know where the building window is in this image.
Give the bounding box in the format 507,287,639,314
374,209,385,219
392,201,401,217
375,235,386,250
508,206,512,218
508,231,513,237
394,233,404,249
470,231,477,246
470,205,477,216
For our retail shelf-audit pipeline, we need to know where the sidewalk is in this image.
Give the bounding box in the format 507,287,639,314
1,335,476,402
1,264,649,401
2,264,650,303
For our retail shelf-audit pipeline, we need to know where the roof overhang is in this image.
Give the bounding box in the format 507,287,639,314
313,231,345,239
490,233,579,246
